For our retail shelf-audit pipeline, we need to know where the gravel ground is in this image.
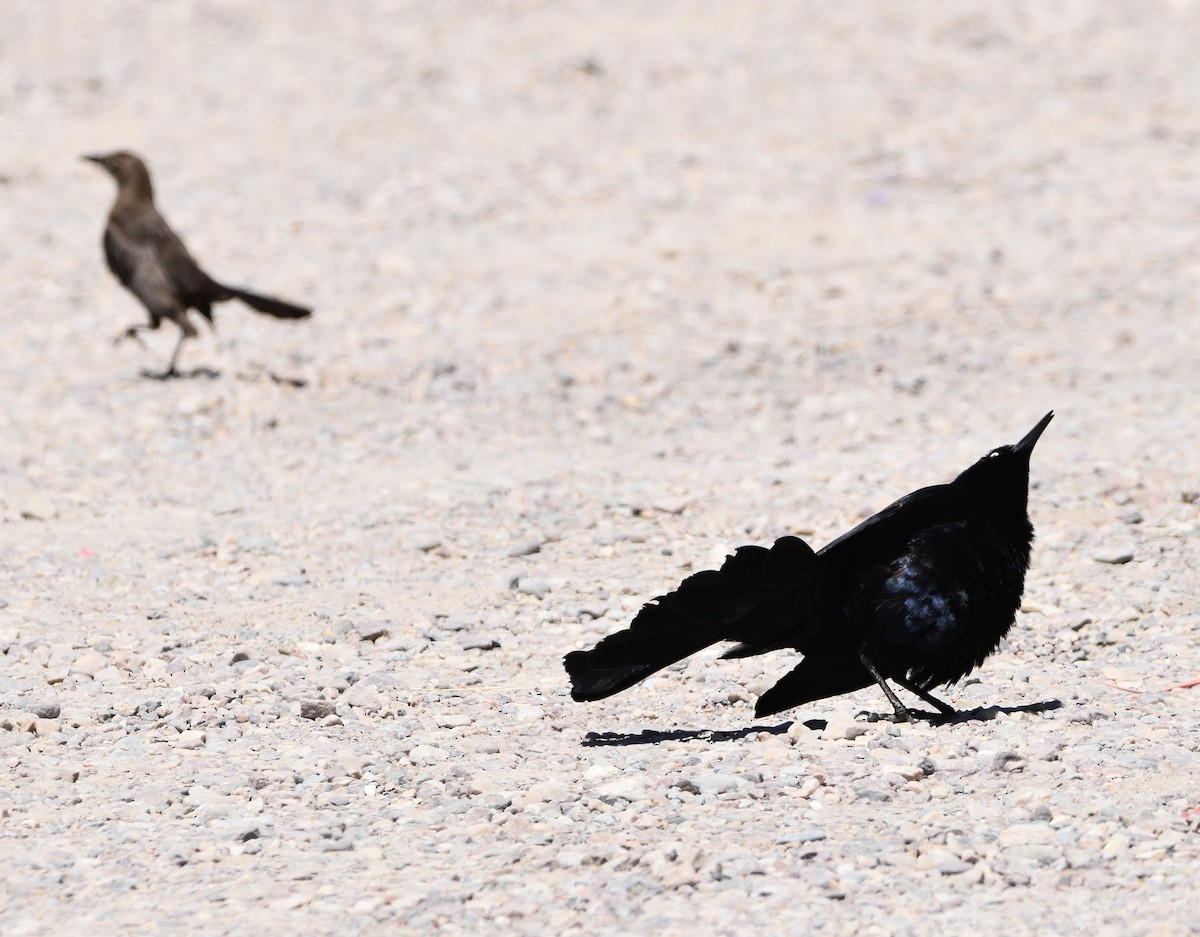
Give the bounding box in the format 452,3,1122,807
2,3,1199,934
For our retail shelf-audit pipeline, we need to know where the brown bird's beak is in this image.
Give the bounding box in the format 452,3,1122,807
1013,411,1054,455
82,154,106,165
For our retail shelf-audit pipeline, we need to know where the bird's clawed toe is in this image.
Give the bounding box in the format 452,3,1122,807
857,707,951,725
114,328,144,348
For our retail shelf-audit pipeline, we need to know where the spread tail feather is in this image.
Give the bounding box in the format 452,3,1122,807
564,621,728,702
224,285,312,319
565,535,822,703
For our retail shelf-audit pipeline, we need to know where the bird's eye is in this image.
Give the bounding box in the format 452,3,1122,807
988,450,1001,458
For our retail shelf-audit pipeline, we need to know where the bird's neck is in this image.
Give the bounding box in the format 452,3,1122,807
116,173,155,205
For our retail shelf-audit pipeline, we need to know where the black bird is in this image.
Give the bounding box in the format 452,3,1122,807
565,412,1054,723
83,151,312,378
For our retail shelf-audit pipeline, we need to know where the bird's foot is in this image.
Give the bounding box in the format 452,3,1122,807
114,327,148,349
857,707,950,725
141,366,180,381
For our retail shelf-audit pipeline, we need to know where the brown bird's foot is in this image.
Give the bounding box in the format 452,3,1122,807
269,371,307,388
141,366,180,381
114,327,149,349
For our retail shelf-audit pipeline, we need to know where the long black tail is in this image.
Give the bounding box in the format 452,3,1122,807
565,535,821,702
224,285,312,319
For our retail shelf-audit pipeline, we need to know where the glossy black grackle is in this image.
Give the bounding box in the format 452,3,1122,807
565,412,1054,723
83,151,311,378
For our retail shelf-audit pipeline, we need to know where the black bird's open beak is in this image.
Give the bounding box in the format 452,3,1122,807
1013,411,1054,455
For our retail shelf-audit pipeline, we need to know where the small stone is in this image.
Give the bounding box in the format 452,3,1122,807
93,666,123,683
299,700,336,720
31,702,61,719
409,744,442,765
354,621,390,642
19,494,58,520
460,635,501,651
999,822,1055,846
176,730,206,749
777,829,827,845
407,529,443,552
821,712,869,741
1092,548,1134,565
515,577,551,597
237,535,279,554
507,539,543,557
939,860,973,875
594,777,650,804
692,772,740,796
992,751,1025,772
342,683,384,712
70,650,108,678
3,712,36,733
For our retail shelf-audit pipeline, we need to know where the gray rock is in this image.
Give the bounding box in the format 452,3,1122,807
30,702,60,719
1092,548,1134,564
299,700,337,720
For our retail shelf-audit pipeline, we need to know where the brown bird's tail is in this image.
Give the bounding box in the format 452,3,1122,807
224,286,312,319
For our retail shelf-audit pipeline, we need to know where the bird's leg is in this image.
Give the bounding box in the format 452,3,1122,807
893,675,956,716
857,648,914,723
161,331,189,378
144,332,188,380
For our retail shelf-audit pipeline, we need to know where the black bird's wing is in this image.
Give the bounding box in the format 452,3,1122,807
565,535,823,702
753,484,968,718
817,483,959,562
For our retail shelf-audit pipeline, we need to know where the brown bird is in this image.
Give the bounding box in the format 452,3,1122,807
83,151,312,378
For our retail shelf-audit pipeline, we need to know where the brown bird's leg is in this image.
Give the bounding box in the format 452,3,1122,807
144,318,196,380
893,675,956,716
857,647,914,723
159,331,188,378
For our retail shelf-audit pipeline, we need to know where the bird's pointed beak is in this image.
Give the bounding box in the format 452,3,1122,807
82,154,105,165
1013,411,1054,455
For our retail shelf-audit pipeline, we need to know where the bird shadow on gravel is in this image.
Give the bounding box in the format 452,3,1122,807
582,723,792,747
580,700,1062,747
139,366,221,381
915,698,1063,725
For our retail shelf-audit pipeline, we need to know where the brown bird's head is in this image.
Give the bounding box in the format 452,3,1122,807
82,151,154,199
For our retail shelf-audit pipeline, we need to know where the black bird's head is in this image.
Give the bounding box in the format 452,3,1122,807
953,411,1054,514
82,151,154,200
